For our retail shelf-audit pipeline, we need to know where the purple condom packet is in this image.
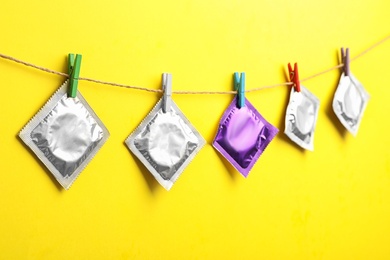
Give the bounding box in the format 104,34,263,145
213,97,279,177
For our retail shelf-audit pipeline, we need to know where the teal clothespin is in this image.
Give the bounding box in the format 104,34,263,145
68,53,82,98
234,72,245,108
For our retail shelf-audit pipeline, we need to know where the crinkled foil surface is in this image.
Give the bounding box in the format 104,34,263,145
19,81,109,189
213,97,278,177
333,73,369,135
285,86,319,151
31,95,104,177
133,109,199,180
126,99,205,190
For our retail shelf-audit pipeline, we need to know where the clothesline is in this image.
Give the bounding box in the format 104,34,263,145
1,34,389,94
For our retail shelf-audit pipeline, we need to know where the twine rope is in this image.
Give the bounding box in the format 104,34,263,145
1,34,389,95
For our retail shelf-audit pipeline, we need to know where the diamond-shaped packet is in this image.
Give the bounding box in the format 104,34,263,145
19,80,109,189
213,73,278,177
333,68,369,135
213,97,279,177
333,48,369,135
284,86,320,151
125,74,205,190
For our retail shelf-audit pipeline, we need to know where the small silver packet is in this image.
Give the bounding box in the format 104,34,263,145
332,72,369,136
284,86,320,151
125,74,205,190
19,80,109,189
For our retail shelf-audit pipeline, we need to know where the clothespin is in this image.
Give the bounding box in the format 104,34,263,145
288,63,300,92
68,53,82,98
234,72,245,108
162,73,172,113
341,47,350,76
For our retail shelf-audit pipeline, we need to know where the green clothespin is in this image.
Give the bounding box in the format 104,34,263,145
68,53,82,98
234,72,245,108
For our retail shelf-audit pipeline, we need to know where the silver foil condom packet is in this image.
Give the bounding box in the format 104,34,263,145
333,73,369,136
19,81,109,189
125,99,205,191
284,86,320,151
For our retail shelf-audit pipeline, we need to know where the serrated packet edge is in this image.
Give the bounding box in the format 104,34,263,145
19,80,110,189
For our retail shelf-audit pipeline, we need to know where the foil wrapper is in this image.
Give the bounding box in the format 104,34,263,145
333,73,369,135
125,99,205,191
213,97,278,177
19,81,109,189
284,86,319,151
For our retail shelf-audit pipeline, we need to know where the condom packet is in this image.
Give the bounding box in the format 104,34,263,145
213,97,279,177
332,73,369,136
284,86,320,151
19,80,109,189
125,99,205,191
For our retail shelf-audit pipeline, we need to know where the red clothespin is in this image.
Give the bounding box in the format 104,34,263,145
341,48,350,76
288,63,300,92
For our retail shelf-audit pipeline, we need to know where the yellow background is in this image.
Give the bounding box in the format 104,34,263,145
1,0,390,259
